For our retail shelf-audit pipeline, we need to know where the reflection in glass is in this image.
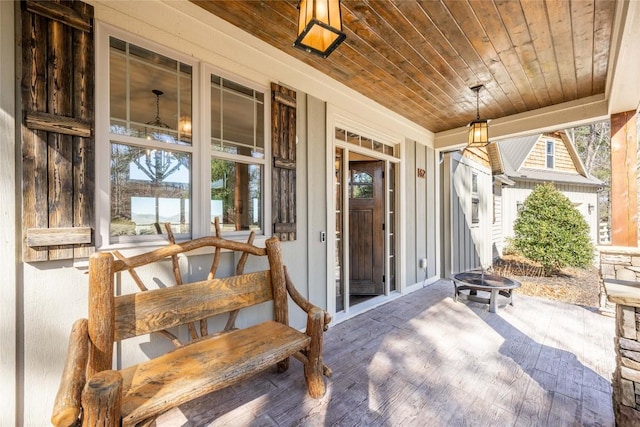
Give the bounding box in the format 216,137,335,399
109,37,192,146
210,74,264,158
110,143,191,237
210,159,262,233
335,147,344,312
349,170,373,199
388,162,397,292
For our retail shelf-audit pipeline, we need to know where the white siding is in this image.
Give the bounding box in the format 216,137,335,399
502,181,600,247
0,1,17,425
492,181,504,258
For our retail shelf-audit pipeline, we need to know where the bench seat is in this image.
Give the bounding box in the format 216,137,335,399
120,321,311,426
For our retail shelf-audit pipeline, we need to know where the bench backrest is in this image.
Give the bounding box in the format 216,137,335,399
113,270,273,340
86,236,288,377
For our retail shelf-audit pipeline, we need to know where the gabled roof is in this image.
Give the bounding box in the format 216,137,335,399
495,132,602,187
495,134,540,176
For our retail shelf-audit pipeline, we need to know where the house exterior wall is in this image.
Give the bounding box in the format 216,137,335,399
501,181,600,248
0,1,17,425
523,135,578,173
443,152,493,277
405,140,438,286
492,181,505,258
4,1,437,424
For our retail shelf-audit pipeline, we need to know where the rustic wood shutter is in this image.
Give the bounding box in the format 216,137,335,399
271,83,297,241
20,0,95,262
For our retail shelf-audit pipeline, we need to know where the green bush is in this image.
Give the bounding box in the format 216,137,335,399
512,183,593,275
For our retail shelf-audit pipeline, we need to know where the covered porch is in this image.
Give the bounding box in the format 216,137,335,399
155,280,615,426
2,1,640,425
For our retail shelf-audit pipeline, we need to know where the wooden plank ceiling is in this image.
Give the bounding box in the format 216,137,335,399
191,0,616,134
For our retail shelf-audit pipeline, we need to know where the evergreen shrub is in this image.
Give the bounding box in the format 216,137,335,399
512,183,594,275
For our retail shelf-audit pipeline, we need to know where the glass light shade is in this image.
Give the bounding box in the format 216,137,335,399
468,119,489,147
178,116,192,136
294,0,346,58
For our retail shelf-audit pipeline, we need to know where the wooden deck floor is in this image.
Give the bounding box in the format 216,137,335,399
155,279,615,426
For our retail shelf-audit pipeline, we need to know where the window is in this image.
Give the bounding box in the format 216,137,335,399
102,31,267,245
108,38,193,242
349,170,373,198
546,140,555,169
471,172,479,224
209,75,265,233
335,127,399,158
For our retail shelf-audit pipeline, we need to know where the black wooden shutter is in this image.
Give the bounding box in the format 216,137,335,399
271,83,297,241
20,0,95,261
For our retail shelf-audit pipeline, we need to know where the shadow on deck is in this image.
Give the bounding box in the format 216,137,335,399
155,279,615,426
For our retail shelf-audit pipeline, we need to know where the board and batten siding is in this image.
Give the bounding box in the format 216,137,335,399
502,181,600,245
443,152,492,277
406,140,437,286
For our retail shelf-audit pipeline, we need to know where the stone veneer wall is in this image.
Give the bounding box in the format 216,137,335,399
599,246,640,426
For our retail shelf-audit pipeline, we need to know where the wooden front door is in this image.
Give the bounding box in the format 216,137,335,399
349,161,384,295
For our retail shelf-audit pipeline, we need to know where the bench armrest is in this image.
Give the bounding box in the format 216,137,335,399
51,319,89,427
284,266,331,330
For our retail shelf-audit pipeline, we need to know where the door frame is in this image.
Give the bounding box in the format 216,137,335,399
326,115,403,319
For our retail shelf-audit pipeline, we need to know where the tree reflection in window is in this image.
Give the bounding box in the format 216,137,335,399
349,170,373,199
110,143,191,237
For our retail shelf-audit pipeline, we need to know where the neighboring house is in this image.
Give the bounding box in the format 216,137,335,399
490,131,602,255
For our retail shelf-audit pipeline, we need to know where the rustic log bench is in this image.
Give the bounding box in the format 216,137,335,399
51,235,331,427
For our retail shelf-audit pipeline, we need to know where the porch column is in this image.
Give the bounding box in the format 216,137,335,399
610,110,638,246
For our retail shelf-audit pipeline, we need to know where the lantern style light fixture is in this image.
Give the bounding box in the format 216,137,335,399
294,0,346,58
467,84,489,148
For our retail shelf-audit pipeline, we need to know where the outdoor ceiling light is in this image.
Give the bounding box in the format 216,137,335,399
467,84,489,148
294,0,346,58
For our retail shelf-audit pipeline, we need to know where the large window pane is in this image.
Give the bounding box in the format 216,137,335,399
210,74,264,158
111,143,191,237
109,37,192,146
210,159,262,233
223,88,255,146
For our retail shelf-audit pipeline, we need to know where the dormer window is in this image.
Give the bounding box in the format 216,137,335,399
546,140,555,169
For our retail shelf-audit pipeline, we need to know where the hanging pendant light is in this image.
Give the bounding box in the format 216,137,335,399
147,89,171,130
467,84,489,148
294,0,346,58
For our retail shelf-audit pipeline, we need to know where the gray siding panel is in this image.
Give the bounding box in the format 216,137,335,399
405,139,417,285
305,95,327,308
415,141,428,284
426,146,436,277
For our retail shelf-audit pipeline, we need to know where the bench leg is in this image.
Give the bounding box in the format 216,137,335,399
304,357,324,399
81,370,122,427
305,309,326,398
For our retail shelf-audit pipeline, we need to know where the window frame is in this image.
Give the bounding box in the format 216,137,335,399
202,64,270,237
95,23,271,250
